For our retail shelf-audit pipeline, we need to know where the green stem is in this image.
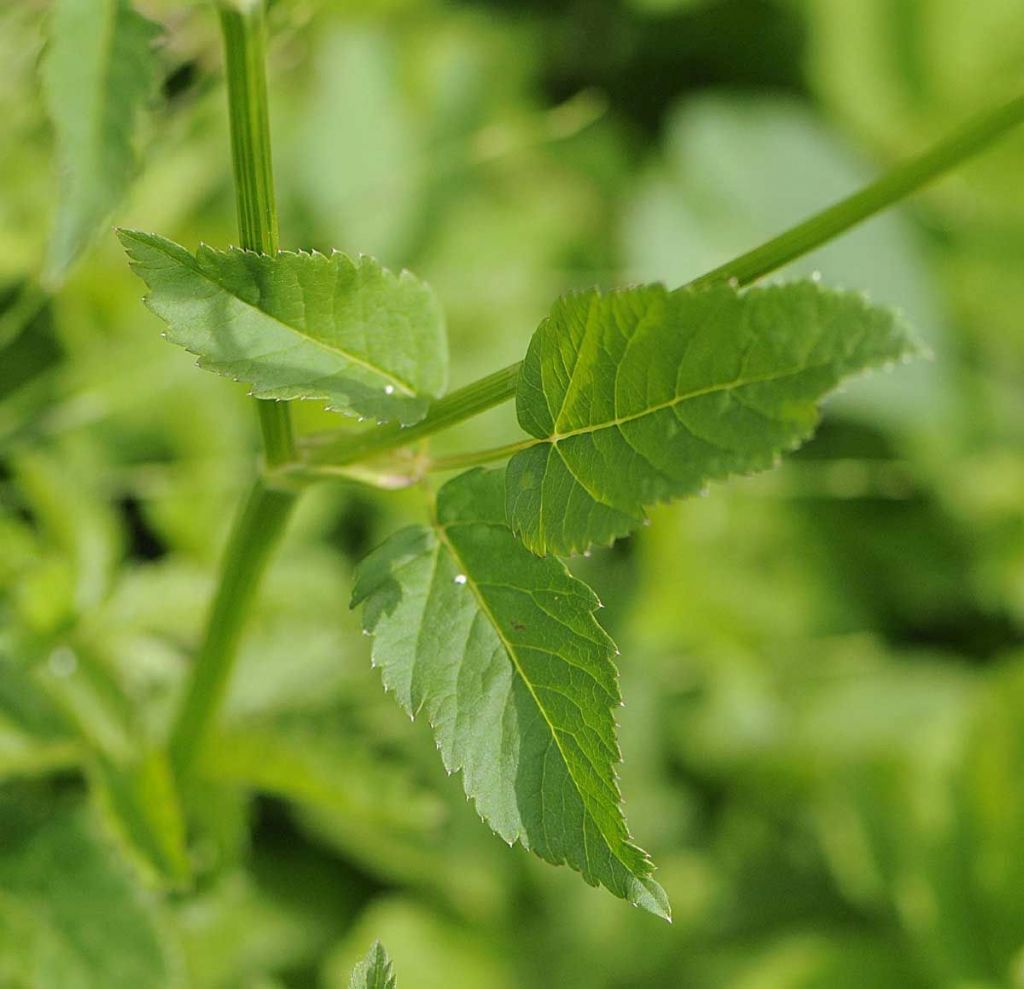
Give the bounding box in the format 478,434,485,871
305,363,521,466
425,438,536,473
219,0,295,467
169,2,300,780
688,92,1024,290
308,91,1024,470
169,479,294,778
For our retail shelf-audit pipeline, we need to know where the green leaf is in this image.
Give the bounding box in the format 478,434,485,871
507,280,917,555
0,799,181,989
0,658,78,780
351,468,669,919
623,94,952,442
201,713,445,845
349,941,397,989
43,0,161,282
118,230,448,425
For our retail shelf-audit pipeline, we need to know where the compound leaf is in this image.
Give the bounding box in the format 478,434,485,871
348,941,397,989
351,468,669,919
43,0,161,282
507,280,917,555
118,230,447,425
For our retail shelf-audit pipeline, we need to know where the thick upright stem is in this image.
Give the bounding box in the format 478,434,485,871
219,1,294,467
169,480,294,777
169,2,299,779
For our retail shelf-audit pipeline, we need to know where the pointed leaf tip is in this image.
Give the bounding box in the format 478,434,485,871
349,940,397,989
509,279,918,556
119,230,447,425
352,468,664,913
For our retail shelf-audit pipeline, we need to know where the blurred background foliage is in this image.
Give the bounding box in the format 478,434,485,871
1,0,1024,987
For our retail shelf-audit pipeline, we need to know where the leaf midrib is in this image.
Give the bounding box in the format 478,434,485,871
543,359,831,444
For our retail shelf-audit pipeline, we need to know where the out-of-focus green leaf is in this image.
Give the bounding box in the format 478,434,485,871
32,641,138,761
348,941,397,989
176,862,357,989
507,281,917,555
42,0,161,282
11,443,124,616
200,712,444,844
954,657,1024,976
119,230,448,425
626,0,705,13
801,0,1024,180
292,27,423,262
721,931,930,989
0,9,50,278
0,800,181,989
90,748,190,887
324,898,515,989
352,468,668,918
0,658,78,780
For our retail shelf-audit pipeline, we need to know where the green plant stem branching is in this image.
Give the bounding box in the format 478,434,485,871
170,33,1024,780
303,363,522,466
309,91,1024,472
169,1,297,779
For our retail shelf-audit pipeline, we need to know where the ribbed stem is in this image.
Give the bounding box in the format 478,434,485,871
168,2,300,780
219,1,295,467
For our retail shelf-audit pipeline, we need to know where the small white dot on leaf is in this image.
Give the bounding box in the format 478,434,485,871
454,574,468,585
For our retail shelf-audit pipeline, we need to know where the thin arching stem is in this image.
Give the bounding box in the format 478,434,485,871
308,91,1024,472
